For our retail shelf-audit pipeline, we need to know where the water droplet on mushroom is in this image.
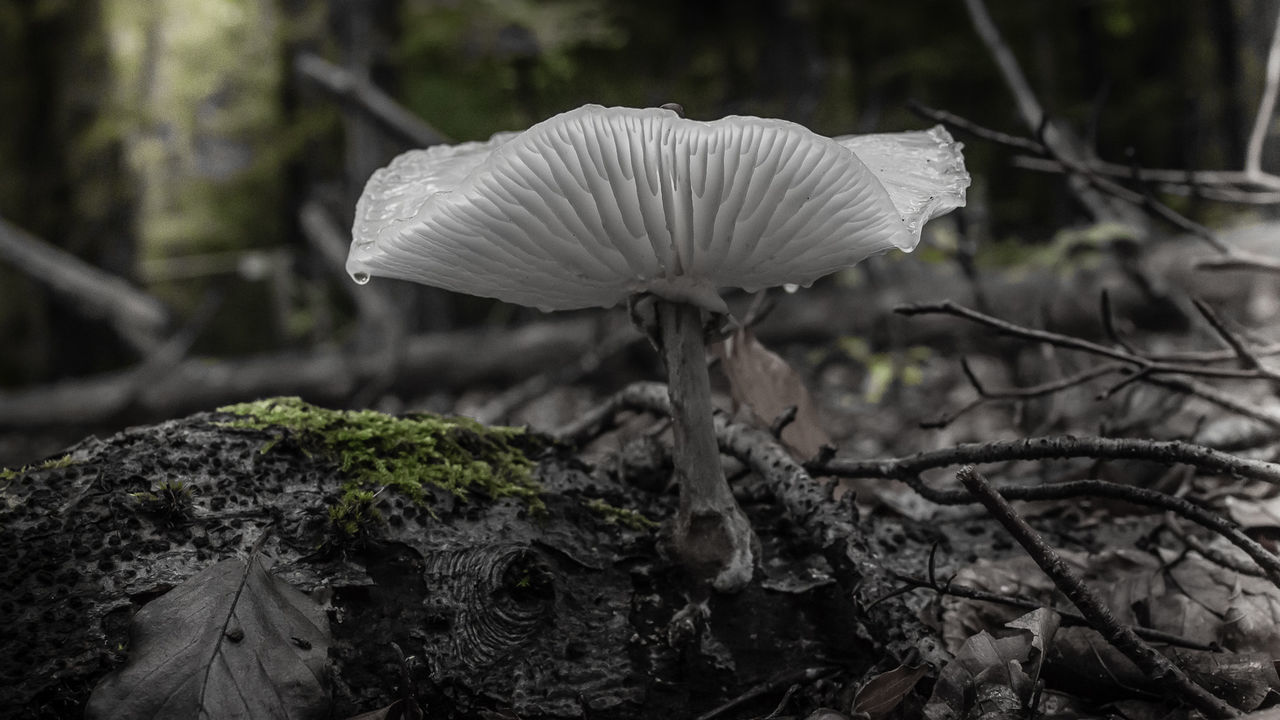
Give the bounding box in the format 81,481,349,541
353,272,370,285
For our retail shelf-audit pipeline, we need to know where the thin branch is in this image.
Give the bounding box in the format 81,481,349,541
921,361,1122,430
1195,251,1280,275
1190,298,1273,375
896,301,1279,383
810,435,1280,487
1147,342,1280,365
294,52,449,148
1100,290,1139,355
910,103,1232,252
957,467,1240,719
1165,516,1266,579
1013,156,1280,199
693,666,834,720
961,0,1044,140
908,101,1044,154
1246,6,1280,178
1142,376,1280,431
961,0,1137,223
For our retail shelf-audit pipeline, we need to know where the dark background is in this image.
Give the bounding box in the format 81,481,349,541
1,0,1277,462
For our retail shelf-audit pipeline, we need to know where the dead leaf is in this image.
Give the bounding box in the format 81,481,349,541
715,328,831,460
1224,493,1280,530
86,556,331,720
343,699,423,720
854,662,930,719
936,549,1280,711
924,630,1036,720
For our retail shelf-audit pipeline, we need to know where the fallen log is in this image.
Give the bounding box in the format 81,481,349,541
0,318,606,429
0,397,929,719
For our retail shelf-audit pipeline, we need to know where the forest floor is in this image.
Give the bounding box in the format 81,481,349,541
3,226,1280,719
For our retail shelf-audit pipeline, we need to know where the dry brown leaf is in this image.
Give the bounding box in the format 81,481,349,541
935,549,1280,711
853,662,930,719
1224,493,1280,529
714,328,831,460
924,630,1036,720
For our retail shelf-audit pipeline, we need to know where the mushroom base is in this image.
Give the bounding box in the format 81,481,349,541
656,299,757,592
670,496,758,593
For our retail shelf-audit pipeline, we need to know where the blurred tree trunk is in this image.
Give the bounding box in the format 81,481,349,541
103,0,291,354
0,0,135,383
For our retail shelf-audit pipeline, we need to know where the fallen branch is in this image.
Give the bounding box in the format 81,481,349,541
0,319,600,429
294,52,449,149
957,467,1240,718
909,102,1231,252
0,216,170,353
810,435,1280,487
961,0,1141,225
896,474,1280,587
1245,6,1280,180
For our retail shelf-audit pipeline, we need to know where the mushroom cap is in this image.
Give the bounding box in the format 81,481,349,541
349,104,969,313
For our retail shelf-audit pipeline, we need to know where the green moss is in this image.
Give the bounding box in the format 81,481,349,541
582,497,658,531
0,454,75,483
217,397,542,535
327,488,381,538
129,479,196,521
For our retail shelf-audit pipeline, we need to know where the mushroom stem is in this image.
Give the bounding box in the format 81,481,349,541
654,299,756,592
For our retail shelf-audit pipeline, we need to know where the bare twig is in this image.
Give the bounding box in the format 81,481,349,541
1147,343,1280,365
692,666,834,720
811,435,1280,487
1164,516,1267,579
957,467,1240,718
1190,298,1276,376
1246,6,1280,179
961,0,1045,143
921,359,1123,430
1195,252,1280,275
294,52,449,148
909,103,1231,252
1013,156,1280,202
897,301,1280,383
961,0,1137,223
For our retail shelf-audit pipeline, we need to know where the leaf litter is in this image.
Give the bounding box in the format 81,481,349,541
86,553,331,720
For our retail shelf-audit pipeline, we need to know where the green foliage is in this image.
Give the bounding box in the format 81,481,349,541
326,488,381,538
218,397,543,536
835,338,931,404
582,497,657,531
0,454,75,484
129,480,196,521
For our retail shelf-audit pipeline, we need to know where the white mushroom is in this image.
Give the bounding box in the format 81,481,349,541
349,104,969,591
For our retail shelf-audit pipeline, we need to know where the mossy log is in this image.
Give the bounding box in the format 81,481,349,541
1,398,936,719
